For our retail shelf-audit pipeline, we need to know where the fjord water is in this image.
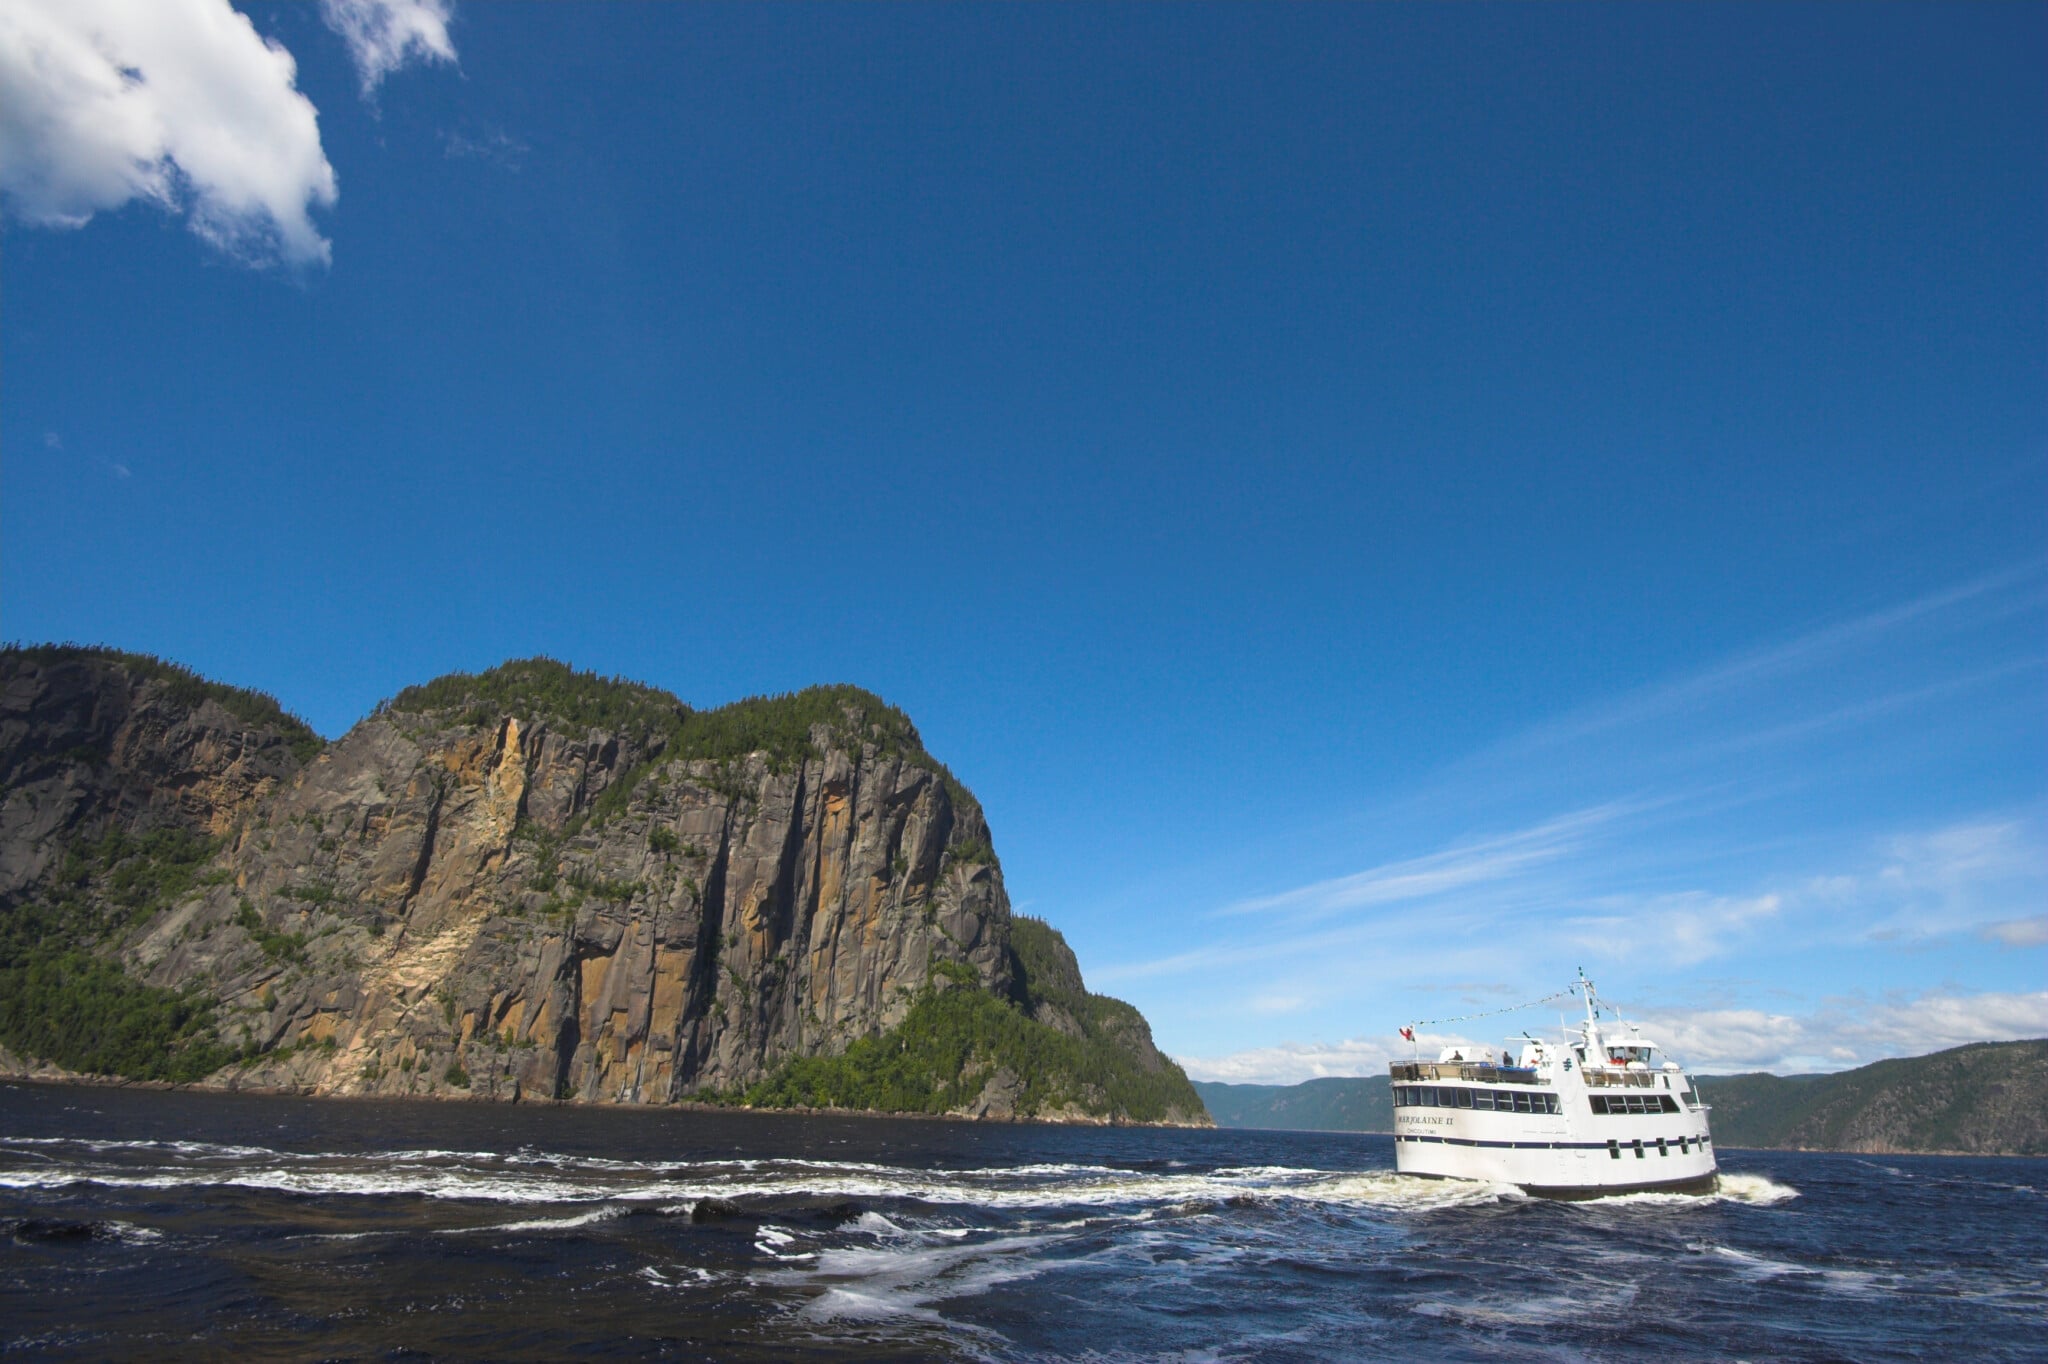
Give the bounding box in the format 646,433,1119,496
3,1084,2042,1362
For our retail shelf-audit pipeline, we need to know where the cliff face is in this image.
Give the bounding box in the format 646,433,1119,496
0,649,1206,1124
0,649,314,901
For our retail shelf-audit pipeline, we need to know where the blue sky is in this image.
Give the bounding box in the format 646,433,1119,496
4,2,2042,1079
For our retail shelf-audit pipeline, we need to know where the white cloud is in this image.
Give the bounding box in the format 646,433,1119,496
0,0,336,265
1177,1037,1400,1085
319,0,454,96
1982,915,2048,947
1180,990,2048,1084
1636,990,2048,1073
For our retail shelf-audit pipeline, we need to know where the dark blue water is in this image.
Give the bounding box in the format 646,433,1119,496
3,1082,2043,1361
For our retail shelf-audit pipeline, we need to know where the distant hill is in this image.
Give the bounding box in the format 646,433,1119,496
1195,1039,2048,1155
1193,1076,1392,1133
1696,1039,2048,1156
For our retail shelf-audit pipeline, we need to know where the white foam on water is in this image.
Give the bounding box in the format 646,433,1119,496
1414,1278,1639,1327
789,1232,1058,1325
754,1224,818,1261
0,1141,1637,1222
1294,1170,1526,1210
0,1136,290,1161
459,1207,627,1235
1689,1241,1880,1296
104,1220,164,1245
1712,1173,1799,1206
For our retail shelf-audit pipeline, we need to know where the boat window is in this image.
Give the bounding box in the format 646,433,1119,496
1608,1140,1620,1160
1633,1139,1645,1159
1590,1095,1609,1115
1455,1088,1473,1109
1515,1092,1533,1113
1472,1090,1494,1111
1545,1094,1560,1114
1659,1095,1680,1114
1677,1136,1688,1153
1657,1138,1668,1156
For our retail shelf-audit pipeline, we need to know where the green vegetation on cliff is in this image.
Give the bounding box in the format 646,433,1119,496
736,921,1206,1122
1696,1040,2048,1155
384,657,688,740
0,826,240,1082
387,658,980,812
0,951,239,1083
1,644,324,763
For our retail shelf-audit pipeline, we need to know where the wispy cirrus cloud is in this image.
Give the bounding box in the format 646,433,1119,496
1568,890,1784,966
442,125,526,170
1213,803,1631,924
1495,562,2048,762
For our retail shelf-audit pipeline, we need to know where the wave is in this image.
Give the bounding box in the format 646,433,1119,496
0,1134,1801,1225
1712,1173,1799,1205
0,1147,1524,1213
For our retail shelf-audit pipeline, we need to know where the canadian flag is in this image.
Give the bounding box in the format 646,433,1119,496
1399,1027,1415,1042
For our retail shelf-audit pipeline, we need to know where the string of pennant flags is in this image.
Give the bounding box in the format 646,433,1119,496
1399,986,1580,1041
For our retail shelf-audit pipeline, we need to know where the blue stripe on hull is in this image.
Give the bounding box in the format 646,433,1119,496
1396,1134,1708,1152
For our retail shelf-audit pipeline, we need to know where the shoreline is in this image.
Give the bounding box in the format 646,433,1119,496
0,1067,1213,1131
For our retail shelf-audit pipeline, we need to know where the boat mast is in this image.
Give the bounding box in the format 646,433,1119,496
1578,967,1604,1059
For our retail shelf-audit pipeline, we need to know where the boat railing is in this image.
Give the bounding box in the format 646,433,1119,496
1386,1062,1540,1085
1581,1069,1656,1088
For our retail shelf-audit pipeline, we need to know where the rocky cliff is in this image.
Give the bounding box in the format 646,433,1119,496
0,647,1207,1125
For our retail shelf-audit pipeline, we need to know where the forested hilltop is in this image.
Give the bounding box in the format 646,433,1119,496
0,646,1207,1126
1196,1041,2048,1155
1694,1040,2048,1155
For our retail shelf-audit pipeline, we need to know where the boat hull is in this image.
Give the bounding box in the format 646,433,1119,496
1399,1169,1720,1200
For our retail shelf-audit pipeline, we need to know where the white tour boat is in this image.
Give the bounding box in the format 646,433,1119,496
1390,976,1718,1198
